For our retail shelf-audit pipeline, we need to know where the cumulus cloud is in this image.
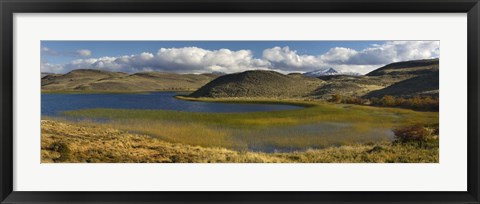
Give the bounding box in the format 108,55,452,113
263,41,440,70
265,41,440,72
263,46,321,70
44,47,271,74
342,41,440,65
41,41,439,74
41,62,65,73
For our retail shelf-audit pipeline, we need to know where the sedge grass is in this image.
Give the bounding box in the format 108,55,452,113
41,119,439,163
59,100,438,152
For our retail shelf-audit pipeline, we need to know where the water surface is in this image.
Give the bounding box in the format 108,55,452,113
41,92,302,116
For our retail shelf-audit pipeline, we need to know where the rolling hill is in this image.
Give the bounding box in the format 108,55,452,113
189,70,324,98
191,59,439,99
366,58,439,76
43,58,439,99
41,69,219,92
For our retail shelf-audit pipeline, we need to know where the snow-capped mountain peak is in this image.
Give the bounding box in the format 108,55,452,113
304,67,339,77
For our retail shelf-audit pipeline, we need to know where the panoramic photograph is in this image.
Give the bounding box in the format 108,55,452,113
41,41,439,163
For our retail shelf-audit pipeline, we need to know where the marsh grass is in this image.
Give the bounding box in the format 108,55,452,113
60,101,438,152
41,120,438,163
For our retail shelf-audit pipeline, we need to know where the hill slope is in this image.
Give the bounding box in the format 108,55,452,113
190,59,439,100
365,70,439,98
363,58,439,98
42,69,219,92
366,58,439,76
314,59,439,99
190,70,324,98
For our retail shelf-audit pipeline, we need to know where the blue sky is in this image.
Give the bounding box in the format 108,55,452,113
41,41,440,74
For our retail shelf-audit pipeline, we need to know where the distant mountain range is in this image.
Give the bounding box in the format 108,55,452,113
41,69,220,92
42,58,439,99
190,59,439,99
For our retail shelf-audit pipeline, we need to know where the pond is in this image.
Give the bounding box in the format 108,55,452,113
41,92,303,116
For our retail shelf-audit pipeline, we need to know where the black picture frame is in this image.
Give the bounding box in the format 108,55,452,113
1,0,479,203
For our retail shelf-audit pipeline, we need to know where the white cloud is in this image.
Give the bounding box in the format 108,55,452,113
41,41,439,74
262,46,320,70
76,49,92,57
342,41,440,65
46,47,271,74
261,41,439,73
41,62,64,73
42,47,56,55
42,47,93,57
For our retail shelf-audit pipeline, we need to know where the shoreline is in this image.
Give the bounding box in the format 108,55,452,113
41,90,195,95
174,95,317,108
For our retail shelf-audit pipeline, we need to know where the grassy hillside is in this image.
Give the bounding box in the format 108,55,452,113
189,59,439,100
42,69,219,93
366,58,439,76
42,59,439,99
365,70,439,98
190,70,324,98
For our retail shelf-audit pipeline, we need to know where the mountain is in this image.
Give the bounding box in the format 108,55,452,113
313,59,439,99
189,70,324,98
41,69,219,92
189,59,439,100
361,58,439,98
304,68,338,77
366,58,439,76
364,70,439,98
42,59,439,99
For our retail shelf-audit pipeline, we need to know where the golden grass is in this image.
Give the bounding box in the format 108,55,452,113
41,120,439,163
60,100,437,151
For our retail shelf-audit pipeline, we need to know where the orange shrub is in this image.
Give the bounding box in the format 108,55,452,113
393,125,431,143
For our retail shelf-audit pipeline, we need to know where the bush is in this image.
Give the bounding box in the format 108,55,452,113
393,125,432,143
380,95,397,106
50,141,72,162
369,95,439,111
343,97,367,105
329,94,343,103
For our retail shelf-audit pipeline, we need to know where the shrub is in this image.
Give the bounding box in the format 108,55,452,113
393,125,431,143
382,95,397,106
343,96,367,105
329,94,343,103
50,141,72,162
369,95,439,111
